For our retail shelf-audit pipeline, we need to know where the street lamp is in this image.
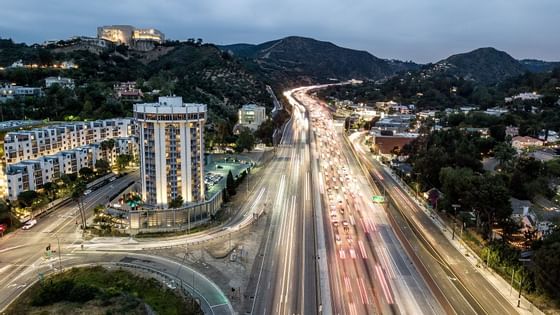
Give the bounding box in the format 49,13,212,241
451,204,461,240
51,234,63,271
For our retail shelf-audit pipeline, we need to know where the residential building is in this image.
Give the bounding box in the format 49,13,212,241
511,136,544,151
484,107,509,116
15,86,43,97
506,126,519,138
45,76,75,89
5,137,137,200
237,104,267,132
505,92,543,103
134,96,206,207
417,110,437,120
0,85,43,103
3,118,134,164
114,81,144,102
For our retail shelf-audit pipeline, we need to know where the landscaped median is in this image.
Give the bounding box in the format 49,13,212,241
4,266,203,315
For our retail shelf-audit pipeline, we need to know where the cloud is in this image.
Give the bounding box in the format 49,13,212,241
0,0,558,63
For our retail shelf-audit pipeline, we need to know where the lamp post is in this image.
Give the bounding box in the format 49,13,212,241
52,235,62,271
451,204,461,240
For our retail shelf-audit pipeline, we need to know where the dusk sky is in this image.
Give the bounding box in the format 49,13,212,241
0,0,558,63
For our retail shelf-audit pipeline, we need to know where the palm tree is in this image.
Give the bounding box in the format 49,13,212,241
72,181,87,230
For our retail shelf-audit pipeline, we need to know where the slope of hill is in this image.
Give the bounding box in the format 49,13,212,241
0,40,271,133
519,59,560,73
432,47,526,84
220,36,419,84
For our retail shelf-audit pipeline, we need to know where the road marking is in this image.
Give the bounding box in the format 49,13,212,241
344,275,352,293
375,264,394,304
358,241,368,259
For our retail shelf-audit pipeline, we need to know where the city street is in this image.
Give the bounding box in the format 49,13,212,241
0,171,140,311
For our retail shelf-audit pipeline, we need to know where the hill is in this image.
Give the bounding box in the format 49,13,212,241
220,36,419,85
0,39,273,146
432,47,526,84
519,59,560,73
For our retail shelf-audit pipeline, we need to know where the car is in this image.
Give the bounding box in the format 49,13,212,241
109,176,116,182
332,220,339,227
83,189,92,196
22,219,37,230
335,234,342,245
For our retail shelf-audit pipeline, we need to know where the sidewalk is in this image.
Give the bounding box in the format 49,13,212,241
381,162,544,315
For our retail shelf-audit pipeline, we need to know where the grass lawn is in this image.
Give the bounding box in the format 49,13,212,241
5,266,202,315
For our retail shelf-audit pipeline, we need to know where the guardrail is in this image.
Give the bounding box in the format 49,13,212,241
114,262,213,315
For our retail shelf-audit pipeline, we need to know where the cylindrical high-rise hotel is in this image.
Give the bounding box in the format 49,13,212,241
133,97,206,208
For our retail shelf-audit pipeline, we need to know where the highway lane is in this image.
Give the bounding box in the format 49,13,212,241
350,132,519,315
249,95,318,315
296,88,445,315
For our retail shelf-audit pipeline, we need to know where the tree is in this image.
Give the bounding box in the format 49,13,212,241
43,182,59,201
439,167,475,210
235,128,255,153
533,231,560,300
0,200,13,227
489,124,506,142
168,195,184,208
494,142,517,169
467,174,512,238
116,154,132,170
72,181,87,229
95,159,111,174
226,170,236,197
100,139,115,162
17,190,39,208
79,167,94,180
254,119,275,146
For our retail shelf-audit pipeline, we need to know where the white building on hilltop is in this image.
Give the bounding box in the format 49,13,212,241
134,96,206,207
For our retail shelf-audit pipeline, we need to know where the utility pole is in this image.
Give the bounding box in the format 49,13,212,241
56,236,62,271
510,269,516,295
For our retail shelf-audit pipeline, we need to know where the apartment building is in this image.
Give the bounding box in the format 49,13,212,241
134,96,206,207
3,118,134,164
5,136,138,200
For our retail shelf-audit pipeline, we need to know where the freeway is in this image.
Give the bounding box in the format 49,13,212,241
349,132,520,315
247,91,318,314
292,87,444,315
